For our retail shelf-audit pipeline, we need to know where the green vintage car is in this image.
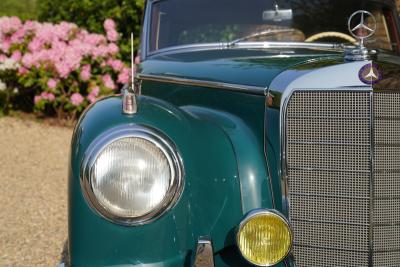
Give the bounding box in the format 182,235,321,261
66,0,400,266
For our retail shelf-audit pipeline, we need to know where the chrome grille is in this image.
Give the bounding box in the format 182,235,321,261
373,93,400,266
284,90,400,266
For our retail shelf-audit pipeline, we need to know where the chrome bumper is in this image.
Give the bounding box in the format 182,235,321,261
193,237,215,267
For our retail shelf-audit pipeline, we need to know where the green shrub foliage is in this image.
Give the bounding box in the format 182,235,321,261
0,0,38,21
37,0,144,59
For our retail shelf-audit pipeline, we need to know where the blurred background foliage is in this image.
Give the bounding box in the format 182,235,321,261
37,0,144,59
0,0,144,60
0,0,144,121
0,0,38,20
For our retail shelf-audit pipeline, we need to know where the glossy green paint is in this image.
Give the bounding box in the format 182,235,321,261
70,96,244,266
142,49,341,88
141,80,274,212
69,48,341,266
140,49,341,217
181,105,274,213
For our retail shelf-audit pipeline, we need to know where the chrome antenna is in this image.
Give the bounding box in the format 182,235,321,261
121,32,138,115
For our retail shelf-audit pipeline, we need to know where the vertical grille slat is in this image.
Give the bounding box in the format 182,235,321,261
284,90,400,266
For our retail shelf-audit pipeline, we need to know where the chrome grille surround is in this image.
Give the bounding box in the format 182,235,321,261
281,89,400,267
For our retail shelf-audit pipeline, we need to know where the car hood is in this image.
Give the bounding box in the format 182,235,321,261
140,48,343,88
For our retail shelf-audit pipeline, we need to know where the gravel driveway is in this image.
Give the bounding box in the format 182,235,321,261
0,117,72,267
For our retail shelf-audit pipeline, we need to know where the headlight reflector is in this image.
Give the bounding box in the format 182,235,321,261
81,125,183,225
93,137,172,217
237,210,292,266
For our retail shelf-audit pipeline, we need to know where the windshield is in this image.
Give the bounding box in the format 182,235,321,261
148,0,400,53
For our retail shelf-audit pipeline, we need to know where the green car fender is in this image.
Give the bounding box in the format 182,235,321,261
69,94,277,266
181,105,274,213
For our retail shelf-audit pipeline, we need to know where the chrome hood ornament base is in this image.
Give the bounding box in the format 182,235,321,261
121,84,137,115
345,10,377,61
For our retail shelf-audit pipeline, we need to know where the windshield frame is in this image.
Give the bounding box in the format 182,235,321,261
141,0,400,60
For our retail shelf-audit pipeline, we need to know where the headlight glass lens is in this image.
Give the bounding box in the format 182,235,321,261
92,137,173,218
237,211,292,266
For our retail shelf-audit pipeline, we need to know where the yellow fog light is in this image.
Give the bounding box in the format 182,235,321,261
237,210,292,266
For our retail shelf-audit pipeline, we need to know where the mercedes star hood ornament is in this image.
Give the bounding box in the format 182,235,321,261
345,10,377,61
348,10,377,47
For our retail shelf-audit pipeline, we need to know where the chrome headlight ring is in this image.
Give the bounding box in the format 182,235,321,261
80,124,184,226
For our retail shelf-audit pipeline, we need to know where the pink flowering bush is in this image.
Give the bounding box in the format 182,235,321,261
0,16,132,121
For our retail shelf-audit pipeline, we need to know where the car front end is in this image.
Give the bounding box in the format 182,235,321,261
66,0,400,266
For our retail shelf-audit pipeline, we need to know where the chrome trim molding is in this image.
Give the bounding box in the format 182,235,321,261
144,41,344,61
80,124,184,226
137,73,267,95
236,209,293,267
147,43,227,58
231,41,343,50
192,237,215,267
263,100,276,209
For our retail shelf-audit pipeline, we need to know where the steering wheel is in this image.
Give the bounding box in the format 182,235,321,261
305,31,358,44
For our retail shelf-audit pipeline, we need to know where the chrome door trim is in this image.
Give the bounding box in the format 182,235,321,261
137,73,267,95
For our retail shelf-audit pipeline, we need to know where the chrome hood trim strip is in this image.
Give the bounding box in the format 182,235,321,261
144,42,344,60
137,73,267,95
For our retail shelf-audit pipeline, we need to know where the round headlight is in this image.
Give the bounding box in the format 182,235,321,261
81,125,183,226
237,210,292,266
